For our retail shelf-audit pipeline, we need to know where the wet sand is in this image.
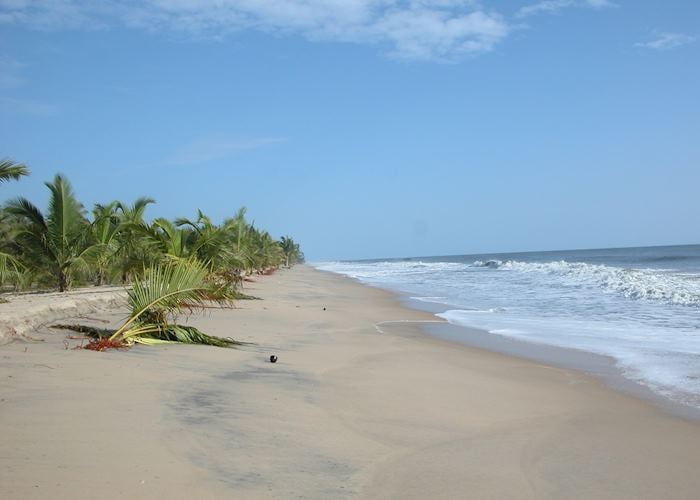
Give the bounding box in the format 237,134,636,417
2,265,700,499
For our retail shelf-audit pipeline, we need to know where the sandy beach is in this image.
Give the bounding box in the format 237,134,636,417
2,265,700,499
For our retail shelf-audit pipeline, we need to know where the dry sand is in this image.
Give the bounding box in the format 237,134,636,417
1,265,700,499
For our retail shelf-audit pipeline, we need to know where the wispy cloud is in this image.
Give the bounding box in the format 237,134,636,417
585,0,617,7
0,0,104,30
517,0,573,18
168,136,286,166
635,32,696,50
0,56,24,89
0,1,510,62
516,0,616,18
0,55,61,114
0,96,60,115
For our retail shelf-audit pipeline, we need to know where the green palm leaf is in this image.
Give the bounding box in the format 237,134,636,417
5,175,90,291
110,259,238,347
0,251,25,283
0,159,30,184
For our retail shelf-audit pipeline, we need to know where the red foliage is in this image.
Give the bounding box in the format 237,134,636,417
82,338,130,352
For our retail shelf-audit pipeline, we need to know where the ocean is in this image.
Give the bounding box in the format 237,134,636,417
316,244,700,409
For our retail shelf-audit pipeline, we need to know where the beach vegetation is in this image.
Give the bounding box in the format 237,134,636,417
5,174,91,291
1,163,304,348
0,158,30,184
280,236,303,267
108,258,244,347
0,158,30,285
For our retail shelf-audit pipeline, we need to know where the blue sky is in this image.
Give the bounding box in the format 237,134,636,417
1,1,698,261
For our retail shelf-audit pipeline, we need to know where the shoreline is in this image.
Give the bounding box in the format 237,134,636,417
404,295,700,422
2,265,700,498
318,268,700,422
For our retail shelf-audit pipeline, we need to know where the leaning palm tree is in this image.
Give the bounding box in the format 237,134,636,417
0,158,30,184
108,259,241,347
6,174,91,291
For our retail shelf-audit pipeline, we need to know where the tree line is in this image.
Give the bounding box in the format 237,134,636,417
0,158,304,293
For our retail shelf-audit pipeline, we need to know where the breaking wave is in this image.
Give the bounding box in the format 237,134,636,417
479,260,700,307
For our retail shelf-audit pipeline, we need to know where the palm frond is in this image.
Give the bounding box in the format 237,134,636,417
5,197,47,230
0,251,25,283
0,159,30,183
45,174,86,252
161,325,244,347
110,259,231,342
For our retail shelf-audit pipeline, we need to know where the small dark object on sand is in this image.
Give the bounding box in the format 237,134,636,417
270,355,278,363
323,307,327,311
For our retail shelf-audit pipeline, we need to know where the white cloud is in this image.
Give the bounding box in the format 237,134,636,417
168,136,286,166
516,0,616,18
0,0,510,62
635,32,696,50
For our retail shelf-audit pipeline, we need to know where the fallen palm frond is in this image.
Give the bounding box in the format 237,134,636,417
108,259,244,348
152,324,245,347
51,261,251,350
51,323,114,338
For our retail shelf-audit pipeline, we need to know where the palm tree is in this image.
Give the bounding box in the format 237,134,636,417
113,197,156,282
6,174,91,291
176,209,237,268
147,217,192,259
108,259,241,347
88,202,121,285
0,211,23,284
279,236,303,267
221,207,254,276
55,259,244,348
0,158,30,184
0,158,30,285
151,212,246,293
247,229,283,273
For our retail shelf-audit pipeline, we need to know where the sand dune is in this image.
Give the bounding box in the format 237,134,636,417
0,286,126,345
